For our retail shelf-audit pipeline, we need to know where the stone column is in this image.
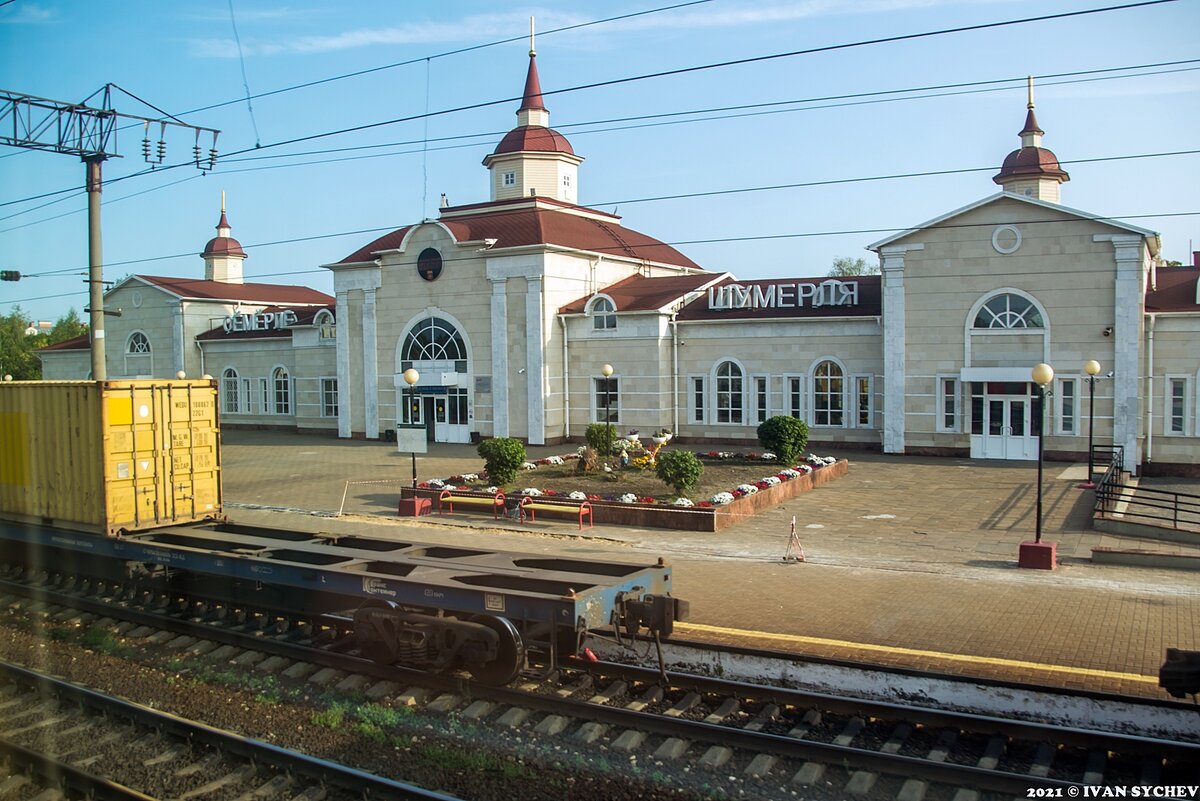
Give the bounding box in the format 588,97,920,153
880,244,922,454
362,288,379,439
526,277,545,445
1097,233,1146,472
335,290,351,438
490,278,510,437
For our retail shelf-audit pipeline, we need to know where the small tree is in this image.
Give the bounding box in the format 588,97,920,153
585,422,617,457
655,449,703,495
477,437,526,485
757,416,809,466
828,256,879,277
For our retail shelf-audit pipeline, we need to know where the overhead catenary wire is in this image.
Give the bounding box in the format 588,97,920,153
0,0,1180,211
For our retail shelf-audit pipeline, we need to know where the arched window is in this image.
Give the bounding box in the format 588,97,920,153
590,297,616,330
314,309,335,340
402,317,467,372
126,332,151,354
715,360,743,424
221,368,240,414
272,367,291,415
973,293,1044,329
813,360,844,427
124,331,152,376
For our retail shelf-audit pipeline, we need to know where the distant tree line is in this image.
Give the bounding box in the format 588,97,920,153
0,307,88,380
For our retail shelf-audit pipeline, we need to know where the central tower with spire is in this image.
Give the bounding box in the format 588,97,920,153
482,19,583,203
992,77,1070,203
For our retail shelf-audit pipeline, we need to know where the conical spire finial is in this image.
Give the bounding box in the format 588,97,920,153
529,16,535,57
1026,75,1035,109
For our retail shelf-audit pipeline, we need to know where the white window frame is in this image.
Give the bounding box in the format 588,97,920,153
851,373,874,429
936,375,960,433
689,375,706,424
1165,375,1192,436
124,330,153,377
594,374,620,424
784,374,805,420
1056,376,1079,436
810,357,847,428
588,295,616,331
713,359,746,425
503,171,516,187
753,375,769,425
320,377,339,418
221,367,241,415
272,366,292,416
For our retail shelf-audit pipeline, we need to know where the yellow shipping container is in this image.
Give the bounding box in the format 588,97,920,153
0,380,222,535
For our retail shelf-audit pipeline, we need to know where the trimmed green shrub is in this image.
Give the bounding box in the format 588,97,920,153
655,449,704,494
585,422,618,456
477,437,526,485
757,415,809,466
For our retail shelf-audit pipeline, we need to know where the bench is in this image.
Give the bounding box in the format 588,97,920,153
438,489,506,519
519,496,593,530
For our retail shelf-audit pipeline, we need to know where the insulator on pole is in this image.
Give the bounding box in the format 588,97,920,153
157,140,166,161
141,121,151,161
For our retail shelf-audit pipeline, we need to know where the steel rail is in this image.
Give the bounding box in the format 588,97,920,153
0,662,463,801
0,737,157,801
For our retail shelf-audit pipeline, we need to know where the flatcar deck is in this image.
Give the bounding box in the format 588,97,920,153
0,520,676,630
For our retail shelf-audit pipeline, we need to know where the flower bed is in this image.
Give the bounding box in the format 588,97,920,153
399,453,849,532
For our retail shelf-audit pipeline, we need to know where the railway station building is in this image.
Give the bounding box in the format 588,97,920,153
39,52,1200,475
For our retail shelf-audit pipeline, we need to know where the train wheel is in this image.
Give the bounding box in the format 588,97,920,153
467,615,524,685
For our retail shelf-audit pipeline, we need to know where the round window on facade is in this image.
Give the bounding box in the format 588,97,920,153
990,225,1022,255
417,248,443,281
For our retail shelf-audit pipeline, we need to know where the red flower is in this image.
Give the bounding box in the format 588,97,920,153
542,489,557,496
746,452,759,460
707,451,719,457
777,473,790,481
640,496,655,504
416,481,431,489
732,489,745,497
755,480,770,489
698,501,713,508
586,494,601,501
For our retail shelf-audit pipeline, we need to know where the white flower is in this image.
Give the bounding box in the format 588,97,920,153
761,452,777,461
426,478,446,488
519,487,542,496
780,468,802,479
484,486,499,493
575,446,587,455
710,492,734,505
522,462,537,470
736,483,758,495
547,455,565,465
761,476,781,487
618,493,639,504
672,497,695,507
718,451,732,459
568,491,588,500
441,484,457,492
797,465,813,475
460,473,478,482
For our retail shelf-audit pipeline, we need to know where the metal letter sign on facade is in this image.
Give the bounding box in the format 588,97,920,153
222,310,298,333
707,279,860,311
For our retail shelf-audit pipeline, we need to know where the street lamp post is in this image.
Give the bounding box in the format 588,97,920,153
601,364,614,461
403,368,420,488
1077,360,1102,490
1019,362,1058,570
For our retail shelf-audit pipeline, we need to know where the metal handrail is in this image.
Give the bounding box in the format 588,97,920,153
1092,445,1200,530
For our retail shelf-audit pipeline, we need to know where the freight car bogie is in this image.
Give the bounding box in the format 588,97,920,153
352,603,525,684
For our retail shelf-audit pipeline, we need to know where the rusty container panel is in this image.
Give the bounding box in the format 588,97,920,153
0,380,222,535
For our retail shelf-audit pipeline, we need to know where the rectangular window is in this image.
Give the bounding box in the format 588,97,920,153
691,376,705,423
448,388,468,425
786,376,804,419
755,376,768,424
853,374,873,428
240,378,252,414
595,376,619,423
222,376,240,415
503,171,515,186
813,364,844,427
1167,377,1189,435
1058,378,1077,435
938,376,959,432
258,378,270,414
970,382,984,435
321,378,338,418
400,390,423,425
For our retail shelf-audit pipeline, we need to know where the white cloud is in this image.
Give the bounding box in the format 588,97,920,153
188,1,986,58
0,2,57,24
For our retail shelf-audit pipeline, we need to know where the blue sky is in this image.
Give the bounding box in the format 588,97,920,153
1,0,1197,325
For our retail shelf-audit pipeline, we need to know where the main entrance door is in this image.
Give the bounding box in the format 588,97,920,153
970,382,1038,460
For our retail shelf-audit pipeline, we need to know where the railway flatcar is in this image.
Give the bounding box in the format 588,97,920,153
0,381,687,684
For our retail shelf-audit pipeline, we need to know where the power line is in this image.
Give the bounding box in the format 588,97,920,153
3,0,1177,211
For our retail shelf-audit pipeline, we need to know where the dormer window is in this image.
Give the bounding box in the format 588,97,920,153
590,297,616,330
563,175,571,188
503,172,516,187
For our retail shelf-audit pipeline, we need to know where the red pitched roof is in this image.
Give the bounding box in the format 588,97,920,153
38,333,90,352
135,275,333,305
1145,266,1200,313
334,203,700,270
676,275,882,321
559,273,721,314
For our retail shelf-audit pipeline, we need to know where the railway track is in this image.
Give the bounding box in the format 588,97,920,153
0,662,460,801
2,563,1197,801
